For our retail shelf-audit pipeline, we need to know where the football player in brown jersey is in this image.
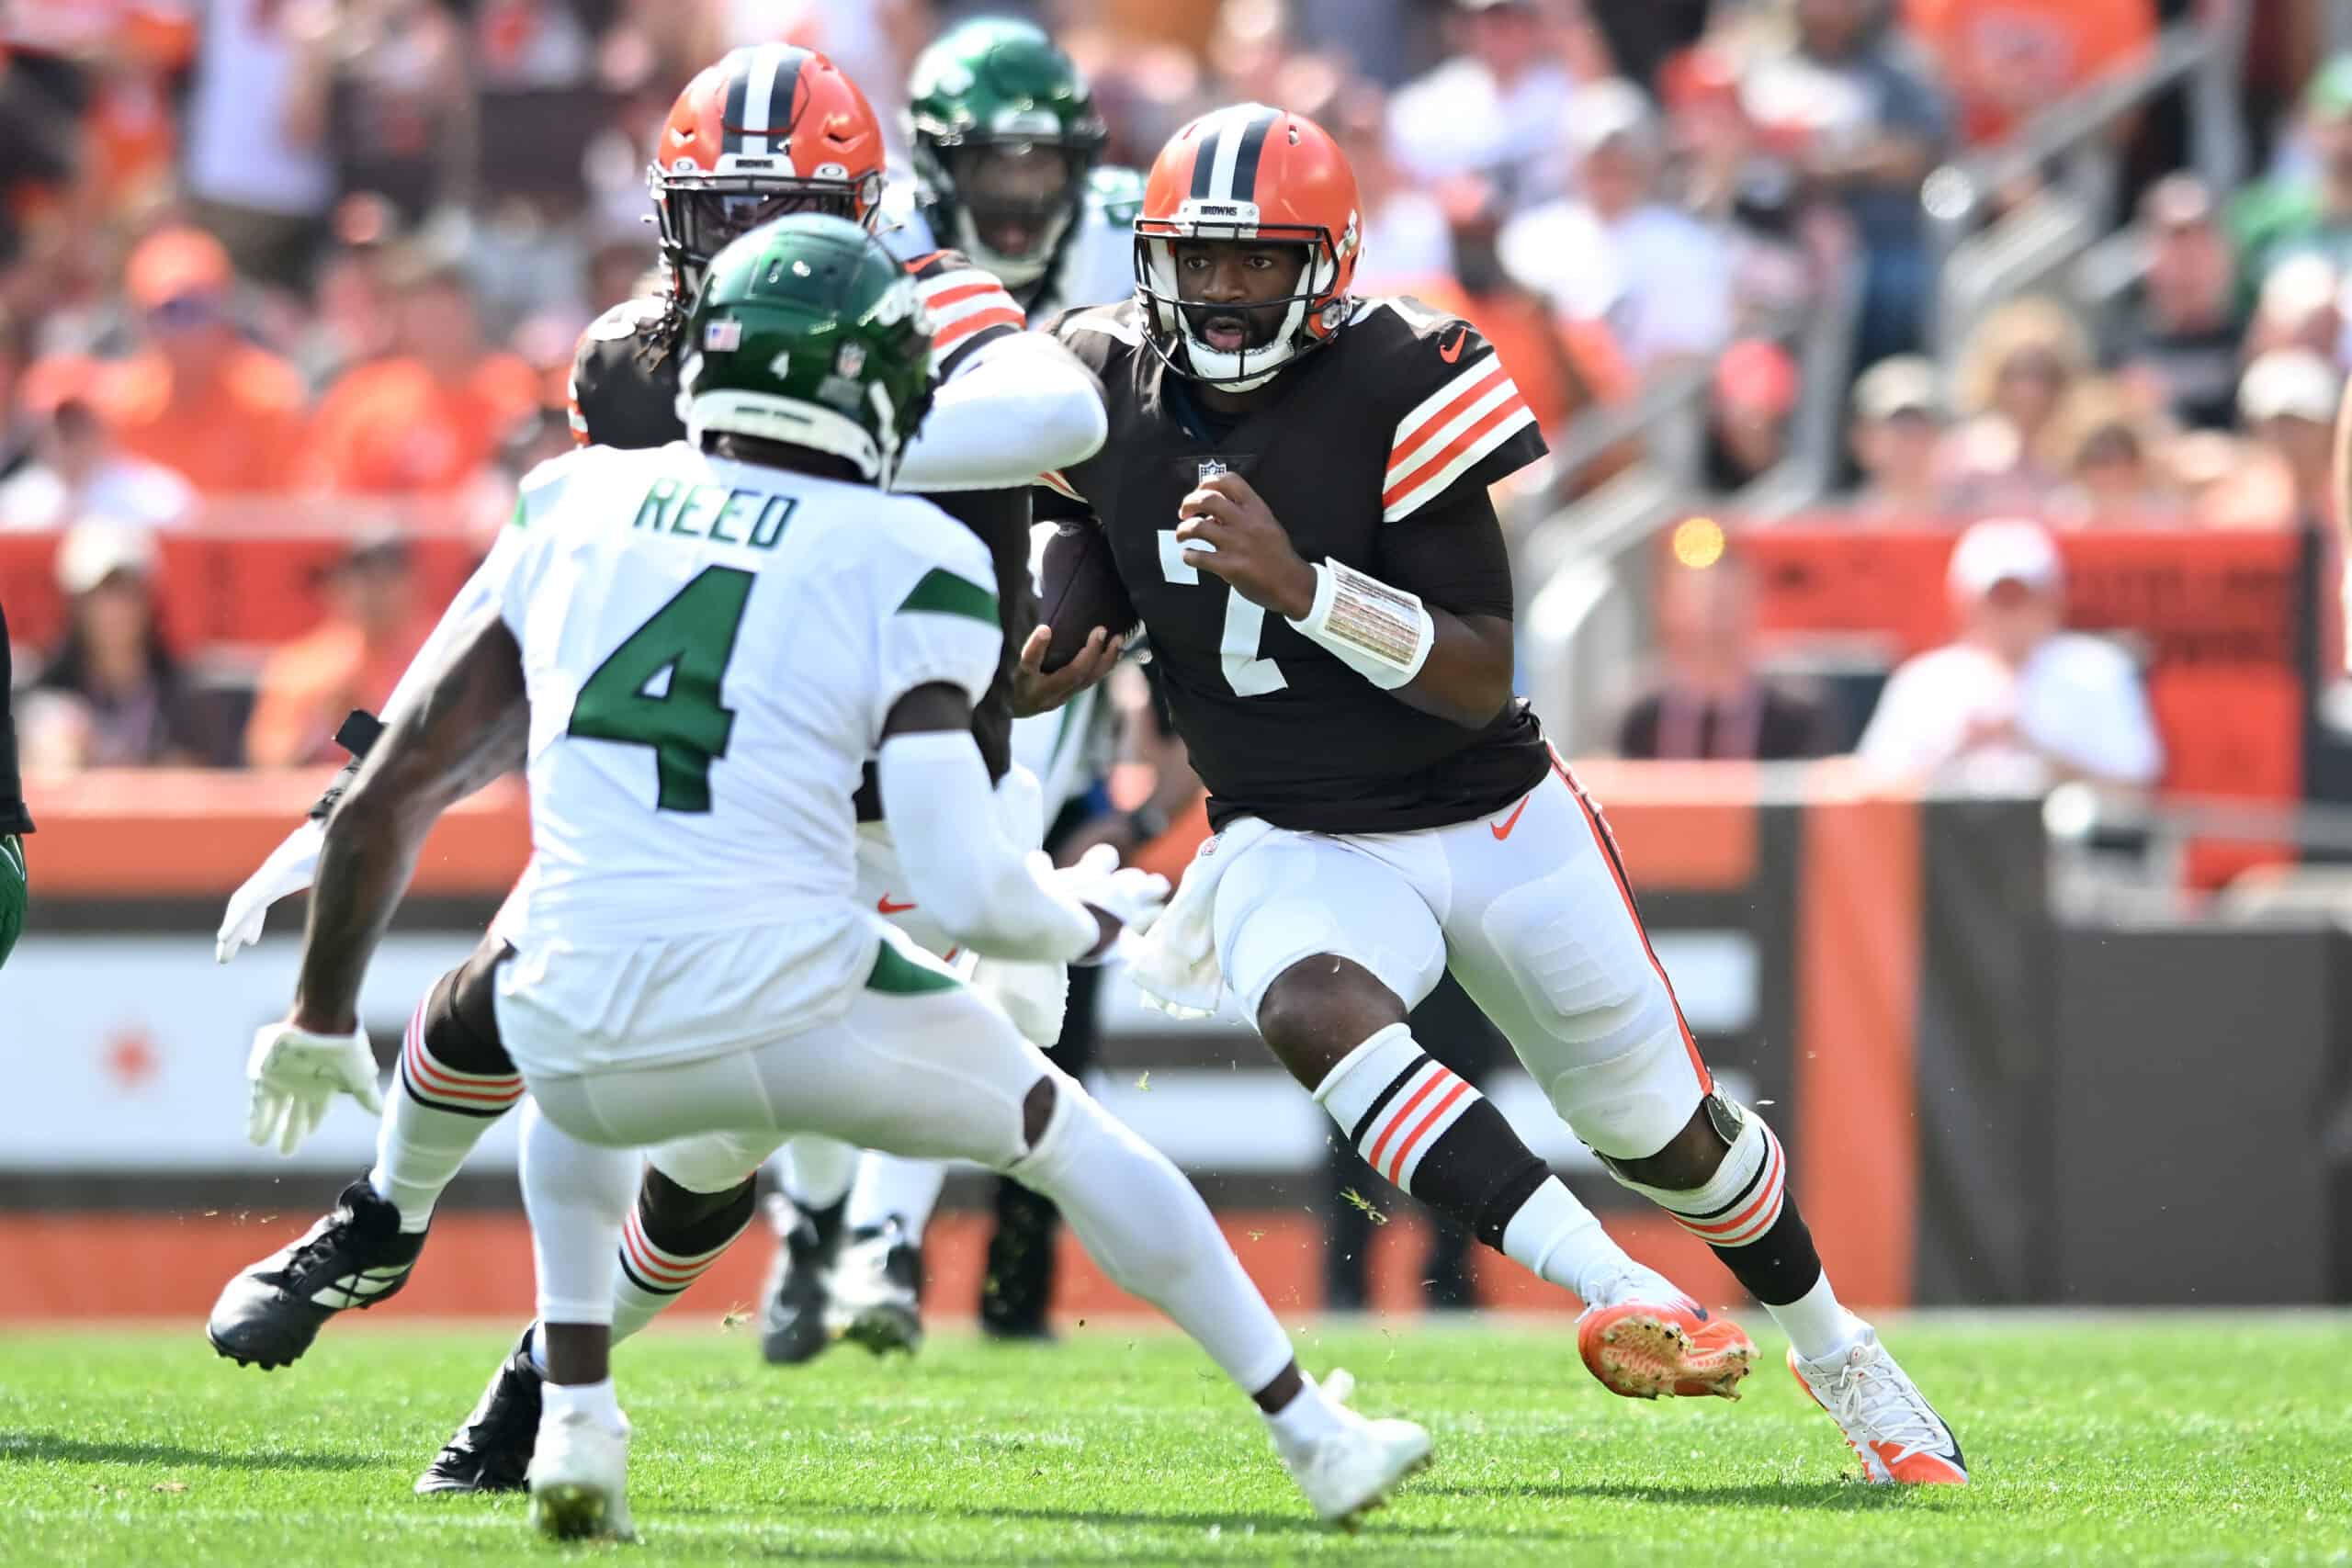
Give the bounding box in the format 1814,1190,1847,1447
1030,103,1965,1484
202,43,1118,1487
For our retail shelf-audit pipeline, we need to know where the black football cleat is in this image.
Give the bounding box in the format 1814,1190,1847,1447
416,1325,542,1495
759,1197,843,1366
829,1219,924,1357
207,1179,426,1370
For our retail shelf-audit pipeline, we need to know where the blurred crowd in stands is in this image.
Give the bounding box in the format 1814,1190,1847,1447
0,0,2339,784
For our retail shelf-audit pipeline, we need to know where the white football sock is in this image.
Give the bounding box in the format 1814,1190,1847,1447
369,997,522,1233
540,1375,624,1431
1768,1271,1866,1363
518,1101,635,1331
842,1153,948,1237
1498,1179,1644,1305
1263,1376,1346,1453
1005,1075,1294,1397
774,1134,856,1211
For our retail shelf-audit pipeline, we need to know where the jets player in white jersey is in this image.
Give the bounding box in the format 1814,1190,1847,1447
243,216,1431,1543
201,43,1119,1408
759,17,1150,1359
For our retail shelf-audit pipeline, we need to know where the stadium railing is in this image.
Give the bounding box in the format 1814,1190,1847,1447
1515,6,2252,756
1922,2,2250,360
1511,265,1856,755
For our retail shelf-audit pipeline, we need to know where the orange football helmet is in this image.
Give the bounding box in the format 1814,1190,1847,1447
1135,104,1362,388
650,44,888,288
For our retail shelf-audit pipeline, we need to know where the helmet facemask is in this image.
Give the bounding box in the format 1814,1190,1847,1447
933,139,1089,288
1136,210,1345,390
653,168,886,296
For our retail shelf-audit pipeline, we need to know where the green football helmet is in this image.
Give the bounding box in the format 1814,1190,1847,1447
678,214,934,485
907,17,1106,290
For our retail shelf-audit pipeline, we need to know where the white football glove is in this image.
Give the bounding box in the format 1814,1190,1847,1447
245,1020,384,1156
971,955,1071,1048
1049,842,1170,942
216,819,327,963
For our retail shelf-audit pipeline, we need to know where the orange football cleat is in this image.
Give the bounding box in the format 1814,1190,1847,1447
1577,1296,1757,1401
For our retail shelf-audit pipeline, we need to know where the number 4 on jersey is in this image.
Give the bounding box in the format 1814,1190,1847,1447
568,566,753,812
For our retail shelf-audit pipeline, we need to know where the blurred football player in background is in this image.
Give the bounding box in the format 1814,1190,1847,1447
1029,101,1966,1484
761,16,1153,1365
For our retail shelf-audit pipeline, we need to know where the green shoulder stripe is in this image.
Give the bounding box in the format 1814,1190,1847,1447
898,567,998,626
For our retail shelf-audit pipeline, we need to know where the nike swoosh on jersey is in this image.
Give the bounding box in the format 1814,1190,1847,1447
1439,326,1467,364
877,896,918,915
1489,796,1530,840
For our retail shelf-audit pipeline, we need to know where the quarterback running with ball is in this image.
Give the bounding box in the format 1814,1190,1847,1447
1026,102,1967,1486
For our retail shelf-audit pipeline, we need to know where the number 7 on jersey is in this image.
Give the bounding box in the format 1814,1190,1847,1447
1156,529,1287,696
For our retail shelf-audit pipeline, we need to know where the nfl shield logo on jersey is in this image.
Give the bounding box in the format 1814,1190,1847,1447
836,341,867,377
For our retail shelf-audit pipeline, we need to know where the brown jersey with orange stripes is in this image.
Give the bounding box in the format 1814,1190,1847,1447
565,246,1036,817
1035,293,1553,834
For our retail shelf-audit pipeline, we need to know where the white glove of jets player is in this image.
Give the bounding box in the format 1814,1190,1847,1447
1048,842,1170,952
245,1020,384,1156
971,955,1072,1048
215,818,326,963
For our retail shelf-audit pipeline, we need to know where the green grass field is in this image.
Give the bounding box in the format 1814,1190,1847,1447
3,1315,2348,1566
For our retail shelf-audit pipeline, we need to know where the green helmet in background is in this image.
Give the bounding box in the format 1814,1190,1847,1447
678,214,935,486
907,17,1107,290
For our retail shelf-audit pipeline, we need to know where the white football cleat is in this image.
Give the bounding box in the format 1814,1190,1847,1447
527,1407,636,1541
1576,1263,1756,1401
1787,1325,1968,1484
1273,1370,1433,1529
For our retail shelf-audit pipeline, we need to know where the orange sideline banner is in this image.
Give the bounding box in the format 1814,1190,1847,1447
1738,525,2309,666
1736,525,2316,883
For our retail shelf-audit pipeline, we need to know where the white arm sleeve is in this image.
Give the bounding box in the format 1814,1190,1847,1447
893,333,1107,493
876,729,1101,964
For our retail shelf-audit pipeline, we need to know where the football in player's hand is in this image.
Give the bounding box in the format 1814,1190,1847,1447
1038,522,1137,672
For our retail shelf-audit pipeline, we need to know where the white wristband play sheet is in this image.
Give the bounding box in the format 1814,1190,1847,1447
1286,559,1434,689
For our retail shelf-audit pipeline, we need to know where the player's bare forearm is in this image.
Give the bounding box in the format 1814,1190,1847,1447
1179,471,1514,726
1390,609,1516,728
291,609,528,1034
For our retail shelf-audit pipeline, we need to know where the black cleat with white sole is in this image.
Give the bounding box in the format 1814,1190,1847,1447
416,1325,542,1495
830,1220,924,1357
207,1179,425,1370
760,1197,844,1366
